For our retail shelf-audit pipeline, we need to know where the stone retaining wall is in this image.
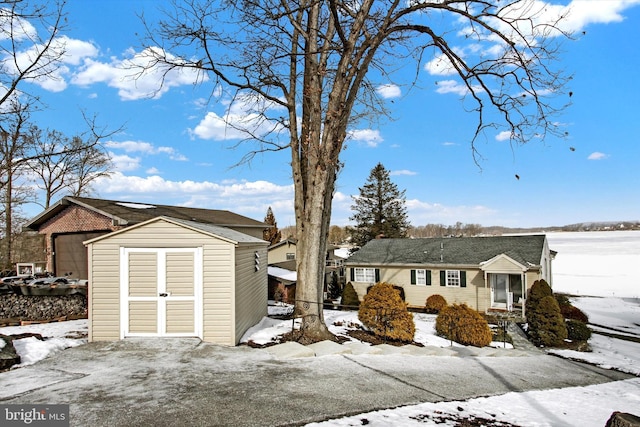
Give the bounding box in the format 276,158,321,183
0,294,87,321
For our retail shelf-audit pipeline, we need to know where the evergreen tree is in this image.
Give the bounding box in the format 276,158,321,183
349,163,410,249
262,206,282,245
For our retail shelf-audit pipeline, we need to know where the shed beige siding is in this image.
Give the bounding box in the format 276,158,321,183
87,217,268,346
89,220,231,342
234,245,268,343
201,241,235,345
87,242,121,341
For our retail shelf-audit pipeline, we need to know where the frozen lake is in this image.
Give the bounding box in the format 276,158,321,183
546,230,640,298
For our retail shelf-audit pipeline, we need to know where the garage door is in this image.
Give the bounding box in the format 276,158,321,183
121,248,203,338
54,232,106,279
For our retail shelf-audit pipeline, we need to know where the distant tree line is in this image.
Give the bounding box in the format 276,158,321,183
278,221,640,246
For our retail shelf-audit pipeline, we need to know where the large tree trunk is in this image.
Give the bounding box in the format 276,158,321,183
293,165,337,343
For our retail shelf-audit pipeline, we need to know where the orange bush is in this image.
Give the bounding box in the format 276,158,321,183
425,294,447,314
435,303,492,347
358,282,415,342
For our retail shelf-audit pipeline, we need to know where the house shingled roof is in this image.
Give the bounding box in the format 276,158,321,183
345,235,549,268
23,196,268,230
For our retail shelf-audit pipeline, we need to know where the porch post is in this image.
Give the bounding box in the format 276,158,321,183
521,272,526,318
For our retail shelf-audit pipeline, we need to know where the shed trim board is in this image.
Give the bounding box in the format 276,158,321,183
119,247,203,339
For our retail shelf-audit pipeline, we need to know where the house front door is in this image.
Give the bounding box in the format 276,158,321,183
490,274,523,310
121,248,203,338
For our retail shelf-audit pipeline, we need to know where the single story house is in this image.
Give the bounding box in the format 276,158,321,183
84,216,269,346
345,235,556,317
267,238,344,267
267,260,297,304
23,196,268,280
267,239,345,303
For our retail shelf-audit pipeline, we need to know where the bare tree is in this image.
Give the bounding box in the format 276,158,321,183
0,100,34,269
26,128,112,208
25,127,75,209
0,0,67,115
66,136,112,198
142,0,570,342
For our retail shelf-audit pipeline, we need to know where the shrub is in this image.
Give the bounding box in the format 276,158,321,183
525,279,553,315
566,320,592,341
327,272,341,300
341,282,360,307
425,294,447,314
527,295,568,347
358,282,415,342
560,304,589,323
273,287,284,303
554,293,571,308
367,284,406,301
435,304,492,347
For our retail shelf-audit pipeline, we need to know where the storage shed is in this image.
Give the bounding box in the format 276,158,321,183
84,216,269,346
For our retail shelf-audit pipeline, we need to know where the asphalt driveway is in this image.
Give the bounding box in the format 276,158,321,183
0,338,633,426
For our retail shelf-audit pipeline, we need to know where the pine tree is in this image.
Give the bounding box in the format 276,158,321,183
262,206,282,245
349,163,410,249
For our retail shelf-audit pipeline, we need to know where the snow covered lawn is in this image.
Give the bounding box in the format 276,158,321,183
1,297,638,427
1,231,639,426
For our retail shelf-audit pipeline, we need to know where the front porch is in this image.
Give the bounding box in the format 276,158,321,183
481,254,531,319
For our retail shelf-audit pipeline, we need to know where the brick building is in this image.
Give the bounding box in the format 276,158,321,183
23,196,268,279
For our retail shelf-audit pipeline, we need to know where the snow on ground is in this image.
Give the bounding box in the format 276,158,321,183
0,320,87,367
1,303,639,427
1,231,639,426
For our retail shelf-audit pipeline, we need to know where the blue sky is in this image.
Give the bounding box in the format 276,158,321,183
15,0,640,228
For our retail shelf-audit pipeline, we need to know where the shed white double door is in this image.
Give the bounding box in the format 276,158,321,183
120,248,203,338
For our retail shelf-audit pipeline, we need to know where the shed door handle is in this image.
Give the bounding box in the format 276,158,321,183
159,292,168,297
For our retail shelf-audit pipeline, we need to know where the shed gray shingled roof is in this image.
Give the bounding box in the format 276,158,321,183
165,217,268,244
346,235,548,267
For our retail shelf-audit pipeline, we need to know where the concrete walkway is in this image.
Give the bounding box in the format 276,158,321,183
0,336,632,427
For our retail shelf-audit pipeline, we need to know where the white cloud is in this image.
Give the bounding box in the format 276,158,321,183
105,140,187,161
376,84,401,99
109,153,141,172
190,92,286,141
157,146,188,161
72,46,206,101
425,52,462,76
390,169,417,176
347,129,383,147
495,131,513,142
58,36,100,66
442,141,458,146
542,0,640,34
434,80,470,96
145,167,161,175
5,35,98,92
0,11,37,41
191,111,251,140
105,140,156,153
588,152,609,160
405,198,498,225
